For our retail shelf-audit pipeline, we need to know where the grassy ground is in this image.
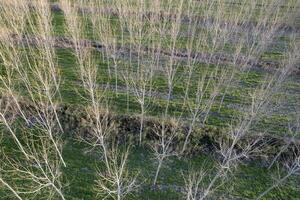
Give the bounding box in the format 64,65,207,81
54,45,299,135
49,5,299,135
1,2,300,199
1,135,299,199
1,4,297,135
45,137,300,199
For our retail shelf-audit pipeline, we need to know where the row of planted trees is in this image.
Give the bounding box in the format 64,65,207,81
0,0,299,199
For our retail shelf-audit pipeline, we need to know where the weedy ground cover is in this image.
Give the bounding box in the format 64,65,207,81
0,0,299,199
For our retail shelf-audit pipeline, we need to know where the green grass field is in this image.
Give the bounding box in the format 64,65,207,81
1,136,299,200
0,1,299,199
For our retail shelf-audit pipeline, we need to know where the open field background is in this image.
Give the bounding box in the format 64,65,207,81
0,0,300,199
3,0,300,133
2,137,300,200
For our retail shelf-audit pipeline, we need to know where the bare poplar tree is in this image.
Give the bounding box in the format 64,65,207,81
182,166,207,200
151,118,180,185
94,145,139,200
0,1,66,199
256,147,300,200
